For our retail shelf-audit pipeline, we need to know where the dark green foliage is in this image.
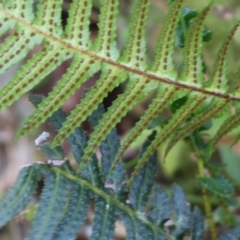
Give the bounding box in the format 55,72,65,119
1,0,240,239
0,164,41,228
39,144,65,160
1,95,240,240
170,96,189,114
129,132,157,212
172,185,191,238
27,171,69,240
176,7,212,48
148,187,171,227
198,176,234,197
134,219,154,240
88,104,125,193
52,183,90,240
120,212,166,240
29,94,102,185
120,212,138,240
218,228,240,240
90,198,117,240
191,207,204,240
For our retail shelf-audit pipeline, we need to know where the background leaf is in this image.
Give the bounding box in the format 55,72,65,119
198,176,234,197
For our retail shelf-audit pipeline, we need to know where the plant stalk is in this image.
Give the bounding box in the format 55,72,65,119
197,159,217,240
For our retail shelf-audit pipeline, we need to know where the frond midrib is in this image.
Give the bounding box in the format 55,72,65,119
1,7,240,103
46,165,171,240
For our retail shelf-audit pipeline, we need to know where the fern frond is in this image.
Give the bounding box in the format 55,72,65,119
207,23,240,90
77,0,186,170
119,0,149,68
148,187,171,227
0,164,41,228
1,1,34,29
0,26,41,76
0,43,68,113
206,108,240,159
111,86,177,172
54,0,151,150
164,98,230,158
77,77,149,172
2,98,239,239
219,229,240,240
172,184,191,237
191,207,204,240
88,104,125,192
52,66,126,147
48,165,170,239
29,95,102,185
181,3,212,85
34,0,63,35
129,132,157,212
91,197,117,240
52,183,90,240
26,171,69,240
64,0,91,49
149,0,184,78
91,0,119,59
19,56,100,138
1,0,240,178
128,93,206,186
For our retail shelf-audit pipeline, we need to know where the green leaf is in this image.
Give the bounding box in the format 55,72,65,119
0,164,41,228
38,144,64,161
148,187,171,227
176,7,211,48
198,176,234,197
121,212,166,240
52,66,125,148
134,93,206,177
19,56,99,139
29,95,102,186
77,78,147,172
91,0,119,60
181,3,212,85
218,228,240,240
120,213,140,240
208,23,240,91
26,171,69,240
112,86,177,172
90,197,117,240
89,104,125,193
170,95,188,114
64,0,92,49
206,107,240,159
191,207,204,240
150,0,185,79
220,146,240,187
165,99,229,159
172,184,191,238
129,132,157,211
176,7,197,48
119,0,149,69
52,183,90,240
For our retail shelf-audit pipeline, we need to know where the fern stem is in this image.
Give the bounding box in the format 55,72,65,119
197,153,217,240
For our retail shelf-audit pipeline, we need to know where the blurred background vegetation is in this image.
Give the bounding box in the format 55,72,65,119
1,0,240,239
